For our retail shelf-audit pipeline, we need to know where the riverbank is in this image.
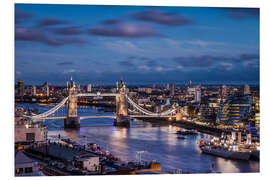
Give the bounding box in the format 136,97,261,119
133,118,226,136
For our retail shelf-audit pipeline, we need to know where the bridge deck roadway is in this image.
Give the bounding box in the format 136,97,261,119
76,93,119,97
32,115,176,120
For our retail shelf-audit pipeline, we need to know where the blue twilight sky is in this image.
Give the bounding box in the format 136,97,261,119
15,4,259,85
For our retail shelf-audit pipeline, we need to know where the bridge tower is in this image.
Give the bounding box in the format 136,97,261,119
114,80,130,127
64,77,80,129
175,107,183,121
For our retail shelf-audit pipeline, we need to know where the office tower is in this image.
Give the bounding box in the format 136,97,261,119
31,85,36,96
17,80,24,96
216,95,251,125
195,89,201,103
166,83,170,90
244,84,251,95
170,83,175,96
87,84,92,92
220,85,227,97
42,82,49,97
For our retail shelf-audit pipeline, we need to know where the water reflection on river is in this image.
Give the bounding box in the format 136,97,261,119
18,104,259,173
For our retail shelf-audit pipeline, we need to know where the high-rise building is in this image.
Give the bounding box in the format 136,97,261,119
244,84,251,95
152,83,156,89
195,89,201,103
42,82,49,96
17,80,24,96
220,85,227,97
170,83,175,96
87,84,92,92
31,85,36,96
166,83,170,90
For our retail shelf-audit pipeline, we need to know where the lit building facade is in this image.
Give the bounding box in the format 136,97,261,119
244,84,251,95
170,83,175,96
216,95,251,125
31,85,36,96
195,89,201,103
17,80,24,96
15,117,47,143
87,84,92,92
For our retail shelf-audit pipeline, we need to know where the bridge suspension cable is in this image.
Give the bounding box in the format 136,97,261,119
126,95,178,116
23,97,69,120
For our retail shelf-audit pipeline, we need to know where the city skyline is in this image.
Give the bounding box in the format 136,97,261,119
15,4,259,85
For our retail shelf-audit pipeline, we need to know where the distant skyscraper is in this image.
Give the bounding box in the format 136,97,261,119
189,80,192,87
31,85,36,96
170,83,175,96
221,85,227,97
87,84,92,92
244,84,251,95
152,83,156,89
17,80,24,96
43,82,49,96
195,89,201,103
166,83,170,90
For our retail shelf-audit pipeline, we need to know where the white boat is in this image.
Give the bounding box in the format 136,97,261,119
201,144,251,160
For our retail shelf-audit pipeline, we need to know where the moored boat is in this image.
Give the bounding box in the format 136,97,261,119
201,144,251,160
177,136,186,139
176,129,198,135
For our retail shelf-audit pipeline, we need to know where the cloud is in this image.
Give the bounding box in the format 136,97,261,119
118,60,134,67
103,40,143,54
173,53,259,71
185,40,227,47
89,19,157,37
131,9,192,26
63,69,77,74
223,8,259,20
15,9,33,24
138,65,151,71
53,26,84,35
240,54,259,60
15,25,44,41
164,38,227,48
15,25,88,46
56,61,74,66
174,55,218,68
219,62,233,71
50,37,88,46
38,17,67,26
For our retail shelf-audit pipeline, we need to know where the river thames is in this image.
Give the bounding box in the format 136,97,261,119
17,103,259,173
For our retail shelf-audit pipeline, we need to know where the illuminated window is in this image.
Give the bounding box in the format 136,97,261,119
26,133,35,141
16,168,23,174
25,167,33,173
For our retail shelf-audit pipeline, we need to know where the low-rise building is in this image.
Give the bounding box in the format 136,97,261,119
15,117,47,144
31,143,100,172
15,150,44,176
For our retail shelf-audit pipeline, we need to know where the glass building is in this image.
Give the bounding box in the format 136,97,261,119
216,95,251,125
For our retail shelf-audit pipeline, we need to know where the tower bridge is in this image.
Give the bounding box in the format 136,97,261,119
23,78,188,128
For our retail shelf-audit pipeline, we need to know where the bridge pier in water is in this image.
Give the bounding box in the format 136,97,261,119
64,77,80,129
114,80,130,127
